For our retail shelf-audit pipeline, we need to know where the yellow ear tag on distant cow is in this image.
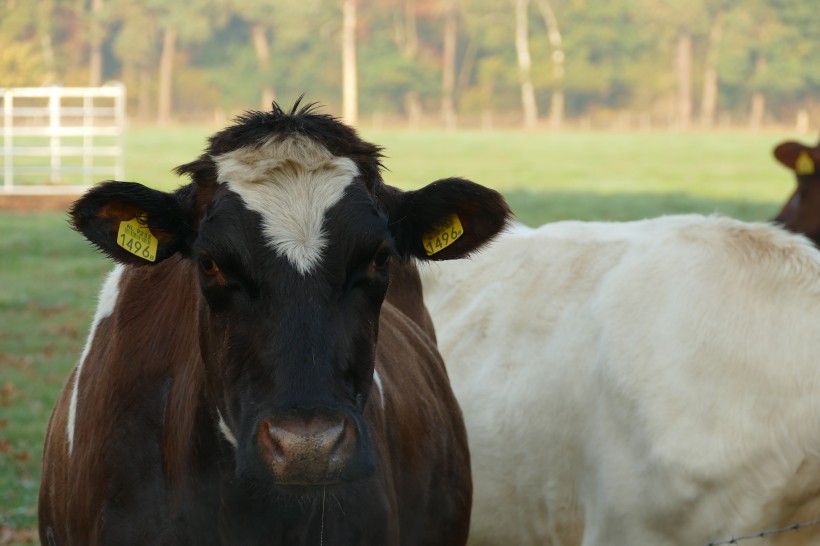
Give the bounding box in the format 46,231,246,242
117,214,158,262
796,151,815,175
422,213,464,256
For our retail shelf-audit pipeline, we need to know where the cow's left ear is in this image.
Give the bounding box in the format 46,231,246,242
382,177,511,261
70,181,197,265
774,141,818,176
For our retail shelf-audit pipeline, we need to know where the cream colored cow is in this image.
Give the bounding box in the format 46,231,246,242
422,214,820,546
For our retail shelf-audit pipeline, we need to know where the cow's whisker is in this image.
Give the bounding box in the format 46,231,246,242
320,486,326,546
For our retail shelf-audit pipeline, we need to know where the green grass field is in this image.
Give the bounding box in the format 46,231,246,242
0,126,804,540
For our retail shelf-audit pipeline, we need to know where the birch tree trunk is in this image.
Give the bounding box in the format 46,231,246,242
88,0,104,86
749,56,767,130
398,0,421,128
40,34,56,84
536,0,564,130
749,92,765,131
514,0,538,129
341,0,358,126
699,14,723,128
674,29,692,130
251,24,275,110
158,27,177,126
138,66,151,122
441,0,457,130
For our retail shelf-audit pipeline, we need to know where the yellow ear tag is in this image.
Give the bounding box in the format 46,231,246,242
796,151,815,175
117,214,158,262
422,213,464,256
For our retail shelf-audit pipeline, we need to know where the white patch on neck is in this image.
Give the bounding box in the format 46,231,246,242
217,408,238,449
213,135,359,276
373,369,385,409
67,264,124,456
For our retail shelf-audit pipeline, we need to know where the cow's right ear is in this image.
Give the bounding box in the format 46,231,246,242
70,181,197,265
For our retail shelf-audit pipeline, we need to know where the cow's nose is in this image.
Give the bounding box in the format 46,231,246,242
258,411,358,485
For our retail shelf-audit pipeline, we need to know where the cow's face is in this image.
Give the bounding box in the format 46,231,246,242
193,137,393,486
69,102,510,492
773,140,820,246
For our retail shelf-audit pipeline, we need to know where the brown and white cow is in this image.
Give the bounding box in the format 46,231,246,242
39,101,510,545
773,136,820,246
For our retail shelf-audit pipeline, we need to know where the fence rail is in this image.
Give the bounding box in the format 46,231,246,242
705,518,820,545
1,85,126,193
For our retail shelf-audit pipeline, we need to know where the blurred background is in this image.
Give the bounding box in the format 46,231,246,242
1,1,819,543
2,0,818,129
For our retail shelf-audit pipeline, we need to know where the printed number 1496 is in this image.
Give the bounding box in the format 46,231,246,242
119,233,154,260
423,214,464,256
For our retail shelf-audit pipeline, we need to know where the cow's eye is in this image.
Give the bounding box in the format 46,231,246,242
198,254,221,277
373,247,393,270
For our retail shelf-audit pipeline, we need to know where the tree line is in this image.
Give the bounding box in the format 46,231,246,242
2,0,818,130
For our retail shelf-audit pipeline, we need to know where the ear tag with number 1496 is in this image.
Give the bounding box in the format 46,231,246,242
117,215,158,262
422,213,464,256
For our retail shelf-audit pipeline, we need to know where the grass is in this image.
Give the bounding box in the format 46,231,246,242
0,212,110,539
0,126,802,541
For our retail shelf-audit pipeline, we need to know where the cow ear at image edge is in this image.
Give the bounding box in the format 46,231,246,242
773,141,820,175
383,177,512,261
69,181,196,266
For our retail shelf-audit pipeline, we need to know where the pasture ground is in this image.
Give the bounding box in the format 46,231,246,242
0,126,801,543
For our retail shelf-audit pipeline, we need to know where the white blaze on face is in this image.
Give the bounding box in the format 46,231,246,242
213,135,359,276
67,264,124,455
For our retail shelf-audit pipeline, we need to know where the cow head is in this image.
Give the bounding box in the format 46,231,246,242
773,137,820,246
69,101,510,492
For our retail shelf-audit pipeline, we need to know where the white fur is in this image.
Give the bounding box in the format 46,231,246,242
421,215,820,546
373,369,385,409
213,135,358,275
217,408,238,449
67,264,124,456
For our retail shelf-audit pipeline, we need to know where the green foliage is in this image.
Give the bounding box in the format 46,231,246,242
1,0,819,128
0,39,47,87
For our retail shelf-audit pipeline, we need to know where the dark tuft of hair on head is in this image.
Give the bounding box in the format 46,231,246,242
195,97,385,192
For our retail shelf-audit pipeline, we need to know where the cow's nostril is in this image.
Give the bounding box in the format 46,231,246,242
258,413,358,485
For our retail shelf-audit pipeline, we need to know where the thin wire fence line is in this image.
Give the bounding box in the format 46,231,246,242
705,518,820,545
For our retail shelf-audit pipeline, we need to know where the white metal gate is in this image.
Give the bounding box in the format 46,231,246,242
1,84,125,193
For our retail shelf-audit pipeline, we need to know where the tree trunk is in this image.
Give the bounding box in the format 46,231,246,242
536,0,564,130
405,91,422,129
341,0,358,126
138,66,151,122
749,92,765,131
550,90,564,131
796,109,810,134
88,0,104,86
514,0,538,129
456,37,477,102
441,0,457,130
749,56,767,130
674,29,692,130
402,0,418,58
251,24,275,110
40,33,57,84
398,0,422,128
157,26,177,126
699,14,723,128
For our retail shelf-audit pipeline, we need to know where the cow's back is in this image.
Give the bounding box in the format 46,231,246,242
421,214,820,545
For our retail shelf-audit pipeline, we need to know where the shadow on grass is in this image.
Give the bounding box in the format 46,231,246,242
504,189,781,227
